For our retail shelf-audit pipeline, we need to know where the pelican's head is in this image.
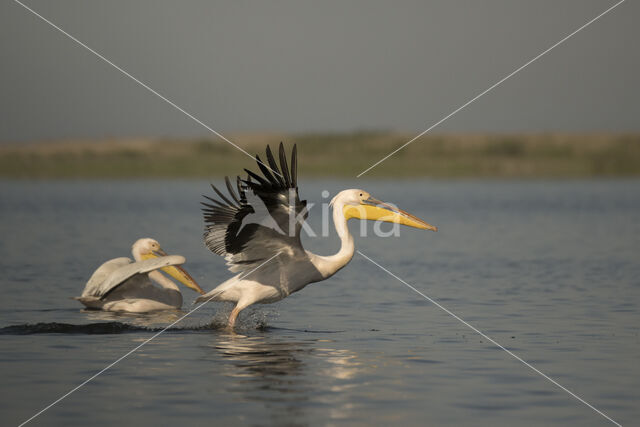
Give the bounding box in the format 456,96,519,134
332,189,437,231
132,238,205,294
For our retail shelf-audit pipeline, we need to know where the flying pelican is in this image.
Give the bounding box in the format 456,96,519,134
197,143,437,328
75,238,205,312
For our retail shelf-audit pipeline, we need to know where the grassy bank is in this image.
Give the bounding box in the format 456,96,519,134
1,132,639,178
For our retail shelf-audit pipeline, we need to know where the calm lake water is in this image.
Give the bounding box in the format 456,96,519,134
0,179,639,426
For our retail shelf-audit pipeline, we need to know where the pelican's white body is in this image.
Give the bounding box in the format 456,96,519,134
76,238,196,313
197,191,359,316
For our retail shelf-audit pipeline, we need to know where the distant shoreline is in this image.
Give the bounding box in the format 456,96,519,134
1,132,639,178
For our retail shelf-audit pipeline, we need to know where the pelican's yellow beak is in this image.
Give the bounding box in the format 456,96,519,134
141,249,206,294
343,197,437,231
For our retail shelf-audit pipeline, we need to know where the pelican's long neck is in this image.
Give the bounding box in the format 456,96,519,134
311,201,355,279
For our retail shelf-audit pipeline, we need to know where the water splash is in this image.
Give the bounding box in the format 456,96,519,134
0,321,228,335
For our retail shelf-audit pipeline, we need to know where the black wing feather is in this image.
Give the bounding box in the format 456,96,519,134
265,145,285,187
291,144,297,188
210,183,235,207
202,195,231,209
236,176,247,203
244,168,270,186
224,176,241,205
278,142,291,187
255,155,278,188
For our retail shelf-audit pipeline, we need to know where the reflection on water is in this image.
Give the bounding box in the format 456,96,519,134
209,333,362,423
215,335,310,379
316,347,361,381
82,308,184,327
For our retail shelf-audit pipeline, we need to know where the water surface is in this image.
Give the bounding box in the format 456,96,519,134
0,179,639,426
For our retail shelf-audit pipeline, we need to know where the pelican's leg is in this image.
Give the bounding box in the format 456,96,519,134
227,299,254,329
228,306,241,328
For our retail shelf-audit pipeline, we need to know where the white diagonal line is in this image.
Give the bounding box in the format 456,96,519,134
356,0,626,177
18,251,282,427
356,250,621,426
12,0,282,178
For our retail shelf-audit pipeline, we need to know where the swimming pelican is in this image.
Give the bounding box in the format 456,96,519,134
197,143,437,328
75,238,205,312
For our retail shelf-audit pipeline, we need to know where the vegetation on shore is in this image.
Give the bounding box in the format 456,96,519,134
1,132,639,179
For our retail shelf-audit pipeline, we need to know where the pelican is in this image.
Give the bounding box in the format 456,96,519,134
197,143,437,327
75,238,205,312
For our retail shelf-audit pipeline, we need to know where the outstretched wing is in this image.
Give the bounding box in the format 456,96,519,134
202,143,308,273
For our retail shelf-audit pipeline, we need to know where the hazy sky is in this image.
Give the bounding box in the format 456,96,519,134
1,0,638,143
